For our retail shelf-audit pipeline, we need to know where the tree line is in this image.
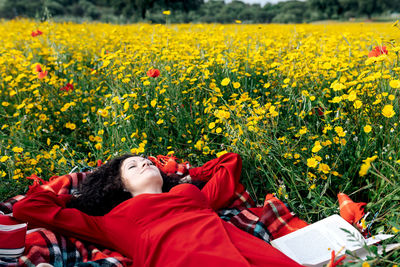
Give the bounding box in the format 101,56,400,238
1,0,399,24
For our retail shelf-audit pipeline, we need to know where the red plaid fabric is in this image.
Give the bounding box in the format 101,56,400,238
0,215,27,258
260,194,308,239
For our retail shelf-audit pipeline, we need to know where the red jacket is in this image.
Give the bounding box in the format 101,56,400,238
14,153,301,267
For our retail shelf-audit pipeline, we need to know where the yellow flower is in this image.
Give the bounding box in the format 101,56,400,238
112,96,121,104
12,147,23,153
330,96,342,103
156,119,164,125
348,91,357,101
121,137,126,142
163,10,171,15
233,82,240,89
39,114,48,121
392,226,399,233
97,109,109,118
208,122,216,129
235,20,242,24
308,172,316,179
311,141,322,153
382,104,395,118
318,163,331,174
299,126,307,135
359,163,370,176
353,100,362,109
334,126,346,137
359,156,378,177
389,79,400,88
269,106,279,117
0,156,9,162
363,125,372,133
362,262,370,267
194,139,204,150
331,81,345,91
95,143,102,150
363,155,378,164
221,78,230,86
340,138,347,146
65,122,76,130
307,157,318,168
216,150,228,157
58,157,67,165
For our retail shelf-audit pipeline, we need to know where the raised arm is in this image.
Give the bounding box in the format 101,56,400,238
189,152,243,211
13,187,110,248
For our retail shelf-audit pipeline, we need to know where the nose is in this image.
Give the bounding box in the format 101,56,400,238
142,161,150,168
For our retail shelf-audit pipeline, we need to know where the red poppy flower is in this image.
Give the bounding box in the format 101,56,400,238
31,30,43,37
368,46,388,58
60,83,74,92
337,193,366,224
147,68,160,78
36,64,42,73
38,70,48,79
317,107,324,116
312,107,324,116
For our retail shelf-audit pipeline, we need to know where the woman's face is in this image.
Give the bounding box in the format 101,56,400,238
120,156,163,196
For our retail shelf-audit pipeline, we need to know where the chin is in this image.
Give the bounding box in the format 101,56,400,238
144,171,162,181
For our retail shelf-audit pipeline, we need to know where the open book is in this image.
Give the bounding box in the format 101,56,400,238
271,214,399,267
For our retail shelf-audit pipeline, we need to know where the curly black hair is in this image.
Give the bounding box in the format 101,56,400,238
67,154,205,216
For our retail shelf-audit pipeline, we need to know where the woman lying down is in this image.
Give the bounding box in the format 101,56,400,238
14,153,303,267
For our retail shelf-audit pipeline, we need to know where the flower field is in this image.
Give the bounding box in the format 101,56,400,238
1,19,399,264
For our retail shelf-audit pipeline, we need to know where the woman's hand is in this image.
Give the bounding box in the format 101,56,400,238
148,155,190,177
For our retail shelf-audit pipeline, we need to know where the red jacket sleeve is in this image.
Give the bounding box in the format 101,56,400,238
13,187,110,248
189,153,243,211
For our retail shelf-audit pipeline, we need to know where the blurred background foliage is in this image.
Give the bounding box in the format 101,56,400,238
0,0,400,24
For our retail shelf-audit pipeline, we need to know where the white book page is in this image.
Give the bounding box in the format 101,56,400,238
320,215,365,251
272,227,339,264
271,215,365,265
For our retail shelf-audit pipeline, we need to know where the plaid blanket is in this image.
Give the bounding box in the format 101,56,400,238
0,172,307,267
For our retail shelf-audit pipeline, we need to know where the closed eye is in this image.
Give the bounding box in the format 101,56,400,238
129,165,136,169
